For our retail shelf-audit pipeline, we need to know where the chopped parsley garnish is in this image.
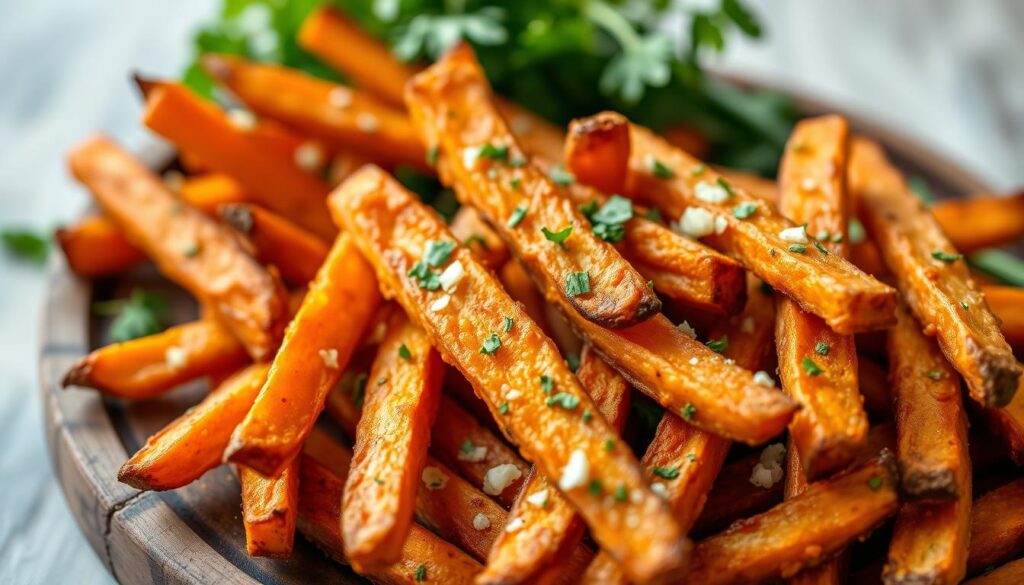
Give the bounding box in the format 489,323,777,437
548,165,575,186
93,289,169,343
789,244,807,254
398,343,413,361
960,301,970,310
460,440,476,455
815,229,830,241
832,232,844,243
503,316,514,333
705,336,728,353
931,251,963,263
566,354,580,372
614,484,628,502
588,479,603,496
407,261,442,290
603,439,615,451
509,177,522,189
509,156,527,168
815,341,830,356
499,402,510,415
183,242,201,257
813,240,829,255
716,177,734,196
769,247,777,256
464,234,489,249
927,371,943,380
565,271,591,297
690,164,707,177
424,240,456,267
507,203,528,227
733,202,758,219
541,225,573,248
426,145,440,166
414,564,427,581
478,142,510,162
652,466,680,479
1,228,50,264
867,476,883,491
587,195,634,243
802,357,824,376
578,200,598,217
644,208,663,222
649,158,675,179
680,403,697,420
480,334,502,355
376,376,388,386
540,375,554,394
546,392,580,410
582,408,593,423
374,477,384,485
686,453,697,462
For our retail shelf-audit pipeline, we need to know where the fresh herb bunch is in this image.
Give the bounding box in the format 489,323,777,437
184,0,797,175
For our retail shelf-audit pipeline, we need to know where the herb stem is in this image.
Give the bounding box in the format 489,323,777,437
584,0,641,52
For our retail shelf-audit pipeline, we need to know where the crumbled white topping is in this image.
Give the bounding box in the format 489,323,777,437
356,112,379,133
724,358,735,365
164,346,187,369
429,294,451,312
674,207,716,238
458,445,488,463
439,260,465,293
714,215,729,235
800,178,817,191
559,449,590,490
689,357,700,366
525,489,549,507
293,142,324,171
753,371,775,387
694,181,731,204
676,321,697,339
483,464,523,496
461,146,481,170
778,225,808,244
318,348,339,370
505,517,525,533
472,513,491,530
750,442,786,489
421,466,449,490
505,389,522,401
740,316,755,334
226,109,257,131
650,482,668,498
328,87,352,108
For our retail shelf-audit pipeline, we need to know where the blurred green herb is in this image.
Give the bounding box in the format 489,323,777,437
1,228,50,265
93,290,169,343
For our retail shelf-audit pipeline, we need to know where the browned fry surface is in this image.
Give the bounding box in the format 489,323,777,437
239,458,299,558
967,478,1024,575
565,111,898,334
850,137,1020,407
405,44,660,329
331,164,688,584
68,136,288,361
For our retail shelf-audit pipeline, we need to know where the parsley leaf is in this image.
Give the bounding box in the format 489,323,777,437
398,343,413,361
815,341,830,356
732,202,758,219
546,392,580,410
541,225,573,248
407,261,442,290
424,240,456,267
802,357,824,376
680,403,697,420
480,333,501,355
652,466,680,480
477,143,509,163
565,271,591,297
393,8,507,61
649,158,675,179
931,251,963,263
507,203,528,228
705,336,728,353
540,375,554,394
93,290,169,343
1,228,50,265
548,166,575,186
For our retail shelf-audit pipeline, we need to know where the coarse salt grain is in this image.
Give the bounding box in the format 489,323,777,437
676,321,697,339
753,371,775,387
505,517,525,533
650,482,668,498
165,346,187,369
458,445,488,463
694,181,731,204
689,357,700,366
472,513,491,530
483,464,522,496
779,225,808,244
559,449,589,491
439,260,465,292
429,295,451,312
462,146,481,170
674,207,716,238
525,489,549,507
421,466,449,490
714,215,729,235
318,348,339,369
293,142,324,171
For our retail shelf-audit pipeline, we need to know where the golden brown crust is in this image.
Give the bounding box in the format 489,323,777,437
851,137,1021,407
930,191,1024,253
404,44,660,329
219,203,329,286
331,164,688,584
967,478,1024,575
239,458,299,558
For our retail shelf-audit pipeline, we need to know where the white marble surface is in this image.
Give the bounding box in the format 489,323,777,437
1,2,1021,583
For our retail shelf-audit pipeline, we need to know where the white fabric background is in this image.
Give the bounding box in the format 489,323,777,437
0,1,1021,583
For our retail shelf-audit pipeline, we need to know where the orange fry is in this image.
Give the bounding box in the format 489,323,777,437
220,203,329,286
930,191,1024,253
226,233,381,476
239,458,299,558
851,137,1020,407
565,112,899,334
55,215,146,277
967,478,1024,576
984,285,1024,349
449,206,510,270
331,165,688,584
982,372,1024,466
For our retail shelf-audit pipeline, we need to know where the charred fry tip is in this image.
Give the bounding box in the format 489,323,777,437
60,359,92,389
219,203,255,235
898,466,959,502
986,364,1022,408
131,72,159,100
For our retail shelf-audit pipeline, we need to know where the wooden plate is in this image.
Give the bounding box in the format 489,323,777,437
40,91,992,584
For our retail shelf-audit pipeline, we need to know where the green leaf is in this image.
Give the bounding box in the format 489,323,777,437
546,392,580,410
680,403,697,420
502,316,514,333
722,0,762,37
815,341,830,356
599,33,674,104
507,203,528,228
705,336,728,353
652,465,680,479
480,333,502,355
548,166,575,186
591,196,634,225
565,271,591,297
94,290,169,343
931,250,963,263
968,249,1024,287
424,240,456,267
407,261,442,290
398,343,413,361
732,202,758,219
1,228,50,265
541,225,573,248
802,357,824,376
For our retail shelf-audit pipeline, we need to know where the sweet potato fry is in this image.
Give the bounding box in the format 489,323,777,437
889,303,970,500
239,458,299,558
965,559,1024,585
565,111,899,334
62,319,248,399
297,454,483,584
775,115,868,479
984,285,1024,349
220,203,329,286
303,426,353,476
783,443,846,585
967,478,1024,575
331,165,688,583
851,137,1021,407
685,453,899,584
343,310,445,570
480,345,631,585
202,54,429,173
69,136,288,361
117,364,269,490
982,373,1024,466
583,276,777,584
499,260,581,356
930,191,1024,253
226,233,381,476
405,44,660,329
56,215,146,277
141,82,335,239
178,173,250,214
449,206,509,271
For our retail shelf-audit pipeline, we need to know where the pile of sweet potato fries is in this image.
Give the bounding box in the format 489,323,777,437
57,6,1024,584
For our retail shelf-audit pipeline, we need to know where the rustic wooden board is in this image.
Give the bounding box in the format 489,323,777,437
40,96,998,584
